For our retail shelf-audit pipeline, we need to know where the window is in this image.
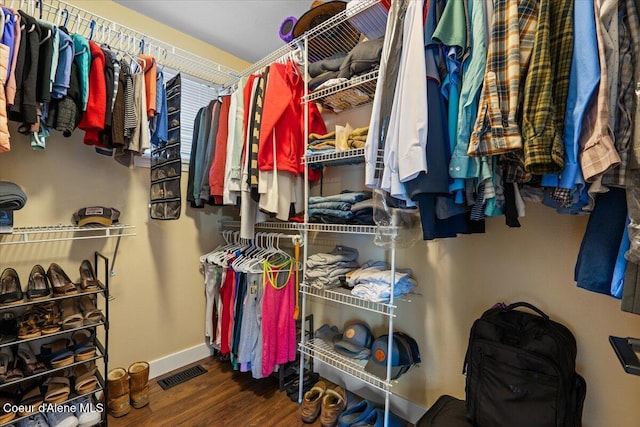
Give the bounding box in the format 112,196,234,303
135,72,219,169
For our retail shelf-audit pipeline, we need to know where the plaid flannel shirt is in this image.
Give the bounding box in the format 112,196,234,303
521,0,574,175
579,0,621,182
468,0,538,158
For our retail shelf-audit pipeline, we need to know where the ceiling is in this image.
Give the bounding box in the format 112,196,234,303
114,0,312,64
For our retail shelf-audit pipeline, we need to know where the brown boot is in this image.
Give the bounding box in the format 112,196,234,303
128,361,150,409
319,386,346,427
107,367,130,417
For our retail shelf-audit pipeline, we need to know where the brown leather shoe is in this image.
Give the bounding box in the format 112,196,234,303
320,386,347,427
301,380,326,423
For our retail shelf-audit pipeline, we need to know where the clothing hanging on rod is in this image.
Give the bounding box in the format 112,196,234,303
200,231,300,378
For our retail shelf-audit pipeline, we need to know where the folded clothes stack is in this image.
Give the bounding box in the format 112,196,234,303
346,260,416,303
308,191,373,224
308,131,337,155
306,246,360,290
346,126,368,149
308,38,384,112
0,181,27,210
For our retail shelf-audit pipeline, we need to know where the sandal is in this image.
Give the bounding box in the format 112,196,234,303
26,265,52,301
72,330,96,361
40,338,74,368
36,302,61,335
0,391,16,424
78,259,103,292
0,268,24,306
17,306,41,340
47,263,78,296
79,295,103,325
4,351,23,383
60,298,84,330
0,347,12,383
0,311,18,344
17,344,47,377
18,378,45,416
74,361,98,395
44,376,71,404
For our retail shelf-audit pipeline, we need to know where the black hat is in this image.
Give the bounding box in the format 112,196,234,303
73,207,120,227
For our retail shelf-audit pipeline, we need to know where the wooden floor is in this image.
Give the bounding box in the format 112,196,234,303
108,356,320,427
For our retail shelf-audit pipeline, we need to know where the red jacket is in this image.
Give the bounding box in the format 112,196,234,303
78,41,106,146
258,60,326,177
209,95,231,203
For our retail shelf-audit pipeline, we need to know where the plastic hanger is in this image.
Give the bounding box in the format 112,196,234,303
87,19,96,40
58,8,69,28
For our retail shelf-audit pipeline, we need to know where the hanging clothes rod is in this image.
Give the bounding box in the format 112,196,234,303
30,0,241,85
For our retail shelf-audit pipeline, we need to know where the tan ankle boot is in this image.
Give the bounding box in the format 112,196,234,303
107,367,130,417
128,361,150,409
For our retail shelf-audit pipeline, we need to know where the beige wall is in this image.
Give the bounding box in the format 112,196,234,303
0,0,246,371
311,107,640,426
0,2,638,426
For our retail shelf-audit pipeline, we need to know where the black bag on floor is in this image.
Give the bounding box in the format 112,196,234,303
463,302,586,427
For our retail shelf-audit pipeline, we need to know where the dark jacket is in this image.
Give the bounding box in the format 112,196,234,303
8,11,40,126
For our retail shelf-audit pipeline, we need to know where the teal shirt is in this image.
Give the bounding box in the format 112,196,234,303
72,33,90,111
448,0,488,181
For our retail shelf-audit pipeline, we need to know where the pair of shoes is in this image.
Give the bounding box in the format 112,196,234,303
0,312,18,344
107,361,150,417
17,412,49,427
285,371,320,401
301,381,347,426
60,296,103,330
43,405,79,427
0,268,24,306
340,406,405,427
74,396,101,427
47,263,78,297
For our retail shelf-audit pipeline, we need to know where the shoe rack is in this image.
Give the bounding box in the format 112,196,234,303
0,224,135,426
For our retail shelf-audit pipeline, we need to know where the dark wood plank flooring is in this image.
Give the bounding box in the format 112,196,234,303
108,357,319,427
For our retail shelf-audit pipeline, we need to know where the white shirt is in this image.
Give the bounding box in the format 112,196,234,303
364,0,428,205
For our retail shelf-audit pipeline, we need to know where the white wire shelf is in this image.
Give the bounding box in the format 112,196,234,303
303,148,365,165
301,284,399,316
219,221,397,236
0,224,136,245
219,221,304,232
306,70,379,112
40,0,240,84
224,0,388,86
299,338,391,392
306,223,378,235
303,0,388,63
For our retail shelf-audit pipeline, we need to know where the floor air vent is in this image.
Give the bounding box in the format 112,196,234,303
157,365,208,390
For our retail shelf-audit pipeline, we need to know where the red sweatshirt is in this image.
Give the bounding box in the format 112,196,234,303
258,60,326,177
79,41,106,146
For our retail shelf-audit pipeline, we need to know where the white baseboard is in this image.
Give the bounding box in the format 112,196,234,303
148,343,214,379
